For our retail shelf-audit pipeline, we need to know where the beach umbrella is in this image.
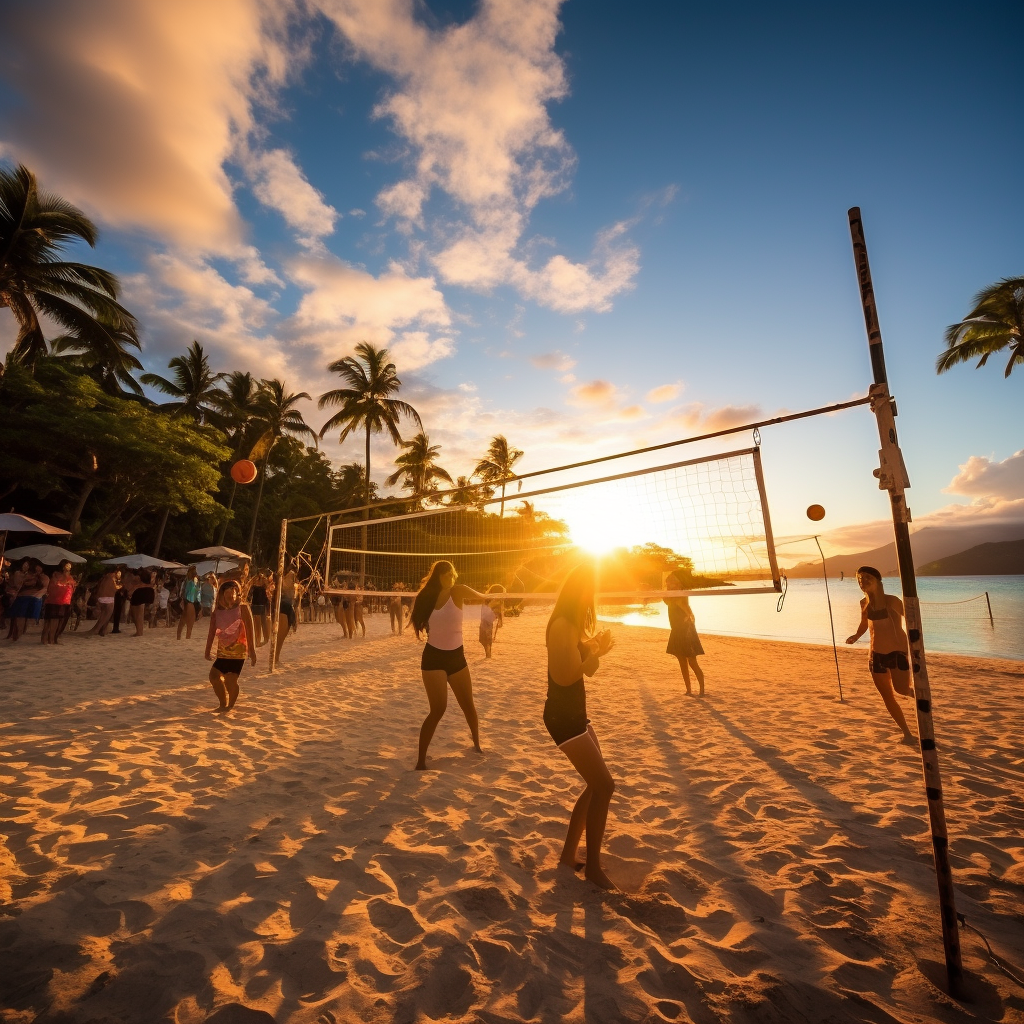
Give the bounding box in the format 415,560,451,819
99,554,184,570
3,544,87,566
187,545,250,560
0,514,71,536
173,558,239,576
0,513,72,566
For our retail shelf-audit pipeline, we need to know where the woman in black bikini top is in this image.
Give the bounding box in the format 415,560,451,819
845,565,915,744
545,563,617,890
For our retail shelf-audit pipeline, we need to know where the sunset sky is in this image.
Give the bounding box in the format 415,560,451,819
1,0,1020,561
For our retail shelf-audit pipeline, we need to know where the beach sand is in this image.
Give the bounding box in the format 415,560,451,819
1,611,1022,1023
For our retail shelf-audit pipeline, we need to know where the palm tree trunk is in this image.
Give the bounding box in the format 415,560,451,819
247,454,270,556
151,507,170,557
216,431,248,544
216,480,238,545
360,423,370,588
500,478,506,517
69,478,95,535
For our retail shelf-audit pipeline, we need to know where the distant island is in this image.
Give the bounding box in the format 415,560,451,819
784,524,1024,578
917,538,1024,576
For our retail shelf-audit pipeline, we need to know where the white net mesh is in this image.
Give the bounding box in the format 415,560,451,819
326,447,780,600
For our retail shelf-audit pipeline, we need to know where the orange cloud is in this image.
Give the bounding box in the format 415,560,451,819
568,379,618,408
0,0,295,253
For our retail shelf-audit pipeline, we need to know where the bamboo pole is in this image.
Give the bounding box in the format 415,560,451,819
268,517,287,674
813,535,843,701
848,207,963,995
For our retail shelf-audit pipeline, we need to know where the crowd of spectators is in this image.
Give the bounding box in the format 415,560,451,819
0,558,280,644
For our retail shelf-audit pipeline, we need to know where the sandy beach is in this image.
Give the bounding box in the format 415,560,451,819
1,611,1022,1023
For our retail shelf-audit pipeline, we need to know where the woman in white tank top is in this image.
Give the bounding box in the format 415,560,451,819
410,560,490,770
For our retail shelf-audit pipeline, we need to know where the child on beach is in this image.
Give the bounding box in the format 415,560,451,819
478,601,495,658
205,581,256,712
664,572,705,696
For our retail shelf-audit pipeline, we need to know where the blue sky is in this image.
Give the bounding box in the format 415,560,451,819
1,0,1020,561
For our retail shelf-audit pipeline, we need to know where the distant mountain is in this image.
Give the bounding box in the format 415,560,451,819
784,522,1024,578
918,538,1024,576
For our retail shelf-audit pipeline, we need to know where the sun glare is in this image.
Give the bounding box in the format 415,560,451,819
544,490,654,556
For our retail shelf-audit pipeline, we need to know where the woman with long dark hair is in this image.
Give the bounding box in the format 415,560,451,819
545,562,617,889
411,560,487,770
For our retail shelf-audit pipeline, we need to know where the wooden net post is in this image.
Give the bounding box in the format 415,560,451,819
848,207,963,995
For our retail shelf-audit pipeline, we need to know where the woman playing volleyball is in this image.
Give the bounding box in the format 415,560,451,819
410,561,486,770
663,572,705,695
545,563,617,889
846,566,915,744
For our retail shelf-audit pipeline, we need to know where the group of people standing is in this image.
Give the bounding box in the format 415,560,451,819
405,558,915,891
2,557,77,643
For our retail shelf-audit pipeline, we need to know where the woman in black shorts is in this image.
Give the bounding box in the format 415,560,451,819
410,560,488,770
248,570,269,646
128,568,154,637
545,563,616,889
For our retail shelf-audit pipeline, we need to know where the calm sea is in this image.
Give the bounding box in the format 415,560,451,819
599,576,1024,662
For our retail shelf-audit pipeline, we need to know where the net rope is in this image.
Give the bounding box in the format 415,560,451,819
326,447,780,601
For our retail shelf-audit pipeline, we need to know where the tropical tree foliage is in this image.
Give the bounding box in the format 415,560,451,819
0,164,140,371
245,379,317,552
938,276,1024,378
385,432,453,503
140,340,224,422
318,342,422,510
474,434,525,516
0,361,228,548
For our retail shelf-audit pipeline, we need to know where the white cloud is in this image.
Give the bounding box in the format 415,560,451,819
317,0,639,313
944,449,1024,501
286,255,455,372
244,146,339,242
389,331,455,372
289,256,450,330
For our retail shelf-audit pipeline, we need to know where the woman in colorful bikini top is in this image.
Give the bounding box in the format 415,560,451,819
845,565,915,744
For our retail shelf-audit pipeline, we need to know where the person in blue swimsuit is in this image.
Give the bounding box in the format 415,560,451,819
544,563,616,889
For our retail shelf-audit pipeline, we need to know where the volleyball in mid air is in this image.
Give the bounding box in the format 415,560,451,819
231,459,258,484
806,503,826,522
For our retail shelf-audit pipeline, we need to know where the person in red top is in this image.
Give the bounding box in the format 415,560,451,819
42,560,76,644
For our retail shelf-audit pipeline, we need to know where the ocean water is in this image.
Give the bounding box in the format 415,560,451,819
599,576,1024,662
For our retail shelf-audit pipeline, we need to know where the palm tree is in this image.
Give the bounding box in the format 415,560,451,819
50,316,145,396
247,378,317,554
938,277,1024,378
213,371,262,544
1,165,139,369
474,435,524,516
385,432,453,504
318,342,422,510
140,340,224,423
448,475,486,506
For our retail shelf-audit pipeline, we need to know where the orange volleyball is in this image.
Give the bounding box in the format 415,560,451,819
806,504,826,522
231,459,258,484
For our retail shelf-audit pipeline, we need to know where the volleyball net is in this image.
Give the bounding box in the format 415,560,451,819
323,446,781,602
